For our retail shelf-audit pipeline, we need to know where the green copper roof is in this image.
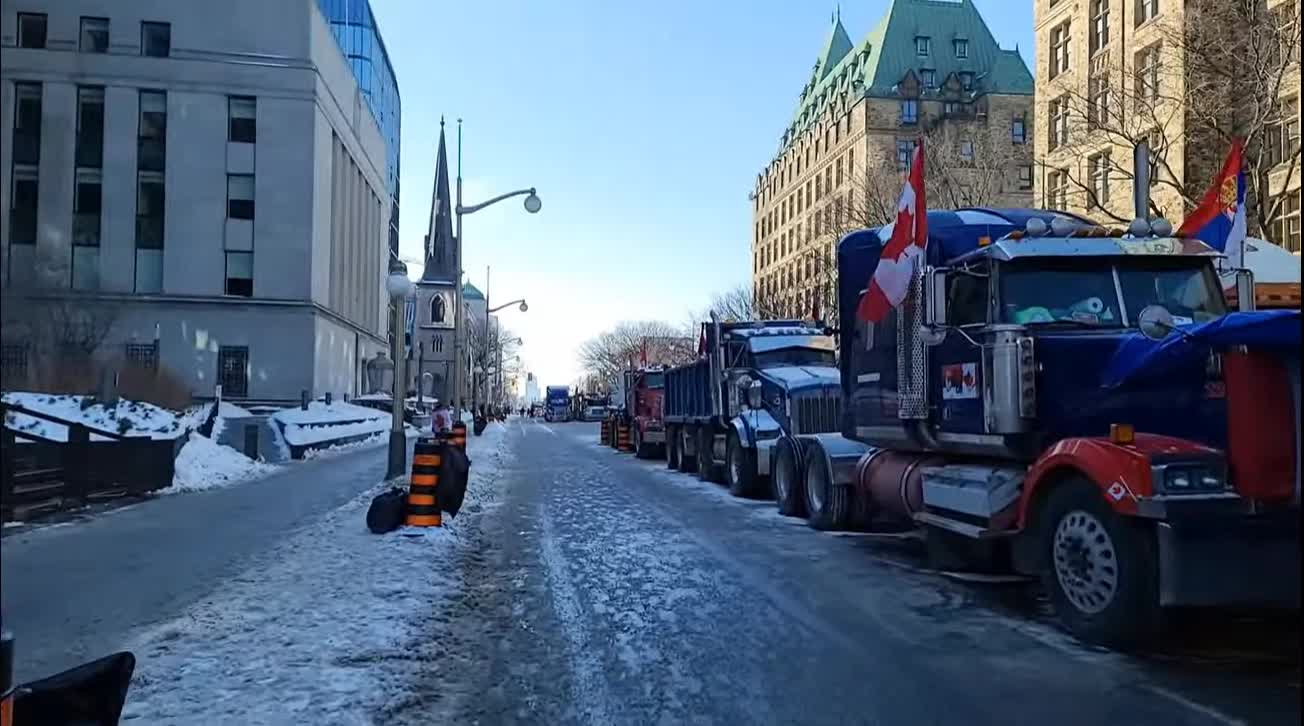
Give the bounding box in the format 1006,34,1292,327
462,282,484,301
779,0,1033,152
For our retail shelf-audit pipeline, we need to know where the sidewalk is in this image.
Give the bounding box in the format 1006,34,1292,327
119,422,512,724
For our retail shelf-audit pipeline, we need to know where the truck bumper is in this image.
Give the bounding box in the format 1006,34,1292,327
643,429,666,444
1156,510,1300,608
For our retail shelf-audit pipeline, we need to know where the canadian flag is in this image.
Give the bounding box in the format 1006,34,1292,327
856,140,927,322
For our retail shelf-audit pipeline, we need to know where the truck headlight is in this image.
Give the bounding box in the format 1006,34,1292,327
1158,465,1227,494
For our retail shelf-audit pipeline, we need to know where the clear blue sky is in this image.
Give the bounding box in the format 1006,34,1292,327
371,0,1034,389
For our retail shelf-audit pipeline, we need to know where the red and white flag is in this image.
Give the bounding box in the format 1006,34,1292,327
856,140,927,322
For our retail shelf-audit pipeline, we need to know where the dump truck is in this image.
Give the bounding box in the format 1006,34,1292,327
776,207,1299,647
664,318,843,498
618,366,667,458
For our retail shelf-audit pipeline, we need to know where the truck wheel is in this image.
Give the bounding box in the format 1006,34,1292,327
773,438,806,517
726,431,760,499
678,427,698,473
804,448,849,531
667,427,681,469
632,426,647,458
697,428,719,482
1040,479,1161,648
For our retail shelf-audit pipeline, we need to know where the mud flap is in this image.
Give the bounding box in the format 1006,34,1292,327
13,651,135,726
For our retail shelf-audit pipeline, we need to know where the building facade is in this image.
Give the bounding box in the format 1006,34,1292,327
1,0,398,402
751,0,1035,316
1033,0,1300,252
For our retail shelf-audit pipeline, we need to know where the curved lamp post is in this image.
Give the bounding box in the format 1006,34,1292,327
385,262,414,480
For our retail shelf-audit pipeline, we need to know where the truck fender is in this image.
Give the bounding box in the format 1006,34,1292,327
732,409,781,449
802,433,873,489
1019,436,1163,525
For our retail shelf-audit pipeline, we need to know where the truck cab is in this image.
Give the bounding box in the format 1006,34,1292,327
623,366,667,458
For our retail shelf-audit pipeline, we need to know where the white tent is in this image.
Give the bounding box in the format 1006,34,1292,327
1219,238,1301,285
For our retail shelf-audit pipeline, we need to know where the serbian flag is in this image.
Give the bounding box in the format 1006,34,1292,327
857,139,927,322
1177,139,1246,281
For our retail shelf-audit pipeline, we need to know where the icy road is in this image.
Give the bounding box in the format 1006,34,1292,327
1,418,1297,725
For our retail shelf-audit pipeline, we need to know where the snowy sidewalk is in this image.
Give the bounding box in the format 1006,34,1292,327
119,422,512,725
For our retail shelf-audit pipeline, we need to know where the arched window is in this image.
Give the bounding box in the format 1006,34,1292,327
430,293,446,324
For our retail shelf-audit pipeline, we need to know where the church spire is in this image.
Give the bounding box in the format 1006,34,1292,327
421,118,456,282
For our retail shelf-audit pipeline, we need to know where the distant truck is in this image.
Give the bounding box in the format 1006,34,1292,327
544,386,570,422
621,366,667,458
663,316,843,498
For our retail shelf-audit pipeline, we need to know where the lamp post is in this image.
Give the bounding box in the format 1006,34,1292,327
385,261,414,480
449,118,540,420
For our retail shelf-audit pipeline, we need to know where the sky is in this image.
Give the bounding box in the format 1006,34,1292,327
370,0,1035,390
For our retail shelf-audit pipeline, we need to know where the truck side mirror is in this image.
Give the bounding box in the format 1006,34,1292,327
1234,269,1255,312
925,267,949,326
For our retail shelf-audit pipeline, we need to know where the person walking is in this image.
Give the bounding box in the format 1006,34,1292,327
433,400,453,433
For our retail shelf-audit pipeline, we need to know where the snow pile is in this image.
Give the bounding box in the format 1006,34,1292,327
2,392,184,441
163,432,278,494
121,424,512,724
301,432,386,459
272,401,390,447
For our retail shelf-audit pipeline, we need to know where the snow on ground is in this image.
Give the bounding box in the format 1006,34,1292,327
162,432,279,494
121,422,512,725
2,392,185,441
272,401,390,447
302,432,386,459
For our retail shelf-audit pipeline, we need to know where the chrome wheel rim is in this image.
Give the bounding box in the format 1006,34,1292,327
1052,509,1119,615
775,448,792,501
728,441,743,486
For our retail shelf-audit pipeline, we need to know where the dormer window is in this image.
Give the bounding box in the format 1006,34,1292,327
954,39,969,58
958,71,974,90
920,68,936,87
916,36,931,56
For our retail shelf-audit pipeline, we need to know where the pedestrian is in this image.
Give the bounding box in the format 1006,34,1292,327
433,401,452,433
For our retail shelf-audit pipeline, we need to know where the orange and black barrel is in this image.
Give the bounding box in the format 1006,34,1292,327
600,417,610,443
406,440,443,527
1,626,13,726
617,420,633,452
449,421,468,453
608,416,620,448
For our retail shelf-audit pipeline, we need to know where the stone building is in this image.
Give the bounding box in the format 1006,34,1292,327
751,0,1035,316
1032,0,1300,251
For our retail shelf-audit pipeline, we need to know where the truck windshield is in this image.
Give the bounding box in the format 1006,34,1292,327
754,347,835,368
643,372,665,388
999,257,1225,327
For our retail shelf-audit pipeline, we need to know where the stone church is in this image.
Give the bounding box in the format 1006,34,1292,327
410,120,459,404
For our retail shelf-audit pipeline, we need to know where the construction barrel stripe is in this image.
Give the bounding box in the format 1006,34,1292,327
407,440,443,527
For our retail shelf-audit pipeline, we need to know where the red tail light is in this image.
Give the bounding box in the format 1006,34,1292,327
1223,349,1296,502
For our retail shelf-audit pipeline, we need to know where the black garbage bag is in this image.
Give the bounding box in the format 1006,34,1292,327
365,487,408,533
14,651,135,726
438,445,472,518
472,416,487,436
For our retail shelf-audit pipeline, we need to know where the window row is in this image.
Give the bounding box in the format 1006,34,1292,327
1048,2,1162,79
17,13,171,57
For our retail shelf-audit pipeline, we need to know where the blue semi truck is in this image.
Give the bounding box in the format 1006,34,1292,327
770,207,1299,646
544,385,570,422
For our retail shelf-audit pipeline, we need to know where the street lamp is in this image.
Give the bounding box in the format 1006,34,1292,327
449,119,540,419
385,261,414,480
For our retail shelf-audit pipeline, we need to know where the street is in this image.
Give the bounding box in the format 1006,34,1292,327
1,418,1297,725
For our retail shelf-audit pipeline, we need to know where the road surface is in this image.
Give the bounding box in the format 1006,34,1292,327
401,418,1298,726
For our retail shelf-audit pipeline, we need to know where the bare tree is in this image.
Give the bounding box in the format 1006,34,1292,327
578,320,695,387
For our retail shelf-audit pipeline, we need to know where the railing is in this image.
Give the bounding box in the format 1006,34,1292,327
1,402,182,522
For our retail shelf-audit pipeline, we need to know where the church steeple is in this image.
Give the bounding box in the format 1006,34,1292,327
421,118,456,282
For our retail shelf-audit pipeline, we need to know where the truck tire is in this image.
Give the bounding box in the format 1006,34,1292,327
726,431,761,499
678,427,698,473
773,438,806,517
697,428,720,482
804,446,849,531
1039,478,1161,648
667,426,681,469
632,426,649,459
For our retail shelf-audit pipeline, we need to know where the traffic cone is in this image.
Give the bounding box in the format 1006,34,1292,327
406,440,443,527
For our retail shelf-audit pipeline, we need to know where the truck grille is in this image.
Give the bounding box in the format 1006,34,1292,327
790,390,842,435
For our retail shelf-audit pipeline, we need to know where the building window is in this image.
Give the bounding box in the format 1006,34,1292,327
1090,0,1110,56
9,166,38,246
138,91,167,172
13,82,41,166
954,39,969,59
1089,152,1111,206
225,251,253,297
916,36,931,56
959,138,975,162
217,346,249,397
135,171,165,292
897,139,914,170
1269,191,1301,252
141,22,170,58
900,98,919,124
1047,169,1070,209
227,174,255,219
1018,165,1033,190
1136,0,1159,26
1011,116,1027,144
76,87,105,169
0,343,27,386
920,69,936,88
1049,22,1071,79
944,101,961,116
835,157,844,187
17,13,47,49
958,71,974,91
1135,45,1161,103
80,17,109,53
125,343,158,370
1281,95,1301,162
71,169,102,290
1048,96,1070,150
228,96,257,143
1088,74,1111,128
